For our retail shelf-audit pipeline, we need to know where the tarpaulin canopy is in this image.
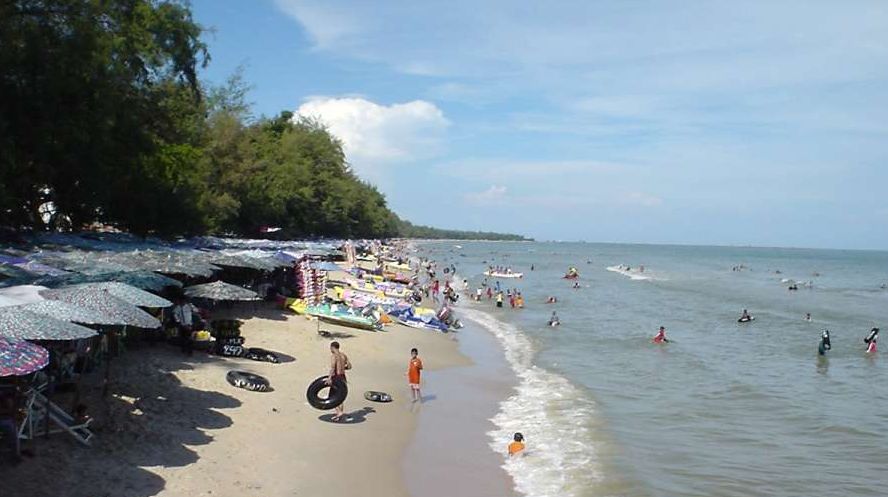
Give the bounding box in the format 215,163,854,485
310,261,343,272
0,337,49,377
0,285,49,307
0,309,99,341
184,281,258,301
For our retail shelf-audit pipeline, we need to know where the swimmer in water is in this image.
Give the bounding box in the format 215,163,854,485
864,327,879,353
739,309,752,322
573,281,580,289
546,296,557,304
805,313,811,321
548,311,560,327
819,330,831,356
508,432,525,457
652,326,669,344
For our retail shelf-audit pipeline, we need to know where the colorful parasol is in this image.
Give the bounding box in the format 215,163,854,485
0,337,49,376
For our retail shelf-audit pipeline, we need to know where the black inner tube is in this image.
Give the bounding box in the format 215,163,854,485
306,375,348,410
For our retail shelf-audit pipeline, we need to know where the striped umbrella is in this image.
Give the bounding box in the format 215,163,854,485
0,337,49,377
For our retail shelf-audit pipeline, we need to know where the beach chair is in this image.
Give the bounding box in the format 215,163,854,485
18,388,93,446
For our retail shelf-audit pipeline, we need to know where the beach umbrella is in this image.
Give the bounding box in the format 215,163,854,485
71,282,172,308
33,270,183,292
0,309,99,341
0,337,49,377
18,300,120,326
40,287,160,329
184,281,258,301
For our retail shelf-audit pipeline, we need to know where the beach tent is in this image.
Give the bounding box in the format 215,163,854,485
0,337,49,377
184,281,259,301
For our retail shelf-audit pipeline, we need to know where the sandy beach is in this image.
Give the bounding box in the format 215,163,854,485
1,305,499,497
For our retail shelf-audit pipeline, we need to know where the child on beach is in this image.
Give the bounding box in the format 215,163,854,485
508,433,525,457
407,348,423,402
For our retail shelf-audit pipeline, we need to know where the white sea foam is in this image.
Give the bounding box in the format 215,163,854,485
461,308,602,497
606,265,653,281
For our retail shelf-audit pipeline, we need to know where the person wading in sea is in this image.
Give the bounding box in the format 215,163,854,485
326,341,352,422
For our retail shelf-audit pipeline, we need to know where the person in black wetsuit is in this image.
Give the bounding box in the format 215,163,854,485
819,330,831,355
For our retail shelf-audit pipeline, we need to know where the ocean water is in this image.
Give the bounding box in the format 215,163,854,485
416,241,888,497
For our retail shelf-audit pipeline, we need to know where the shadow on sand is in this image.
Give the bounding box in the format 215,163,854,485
317,406,376,425
1,347,242,497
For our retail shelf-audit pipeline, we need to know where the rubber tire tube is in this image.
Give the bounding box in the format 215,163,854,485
306,376,348,410
226,370,270,392
364,391,392,402
245,347,280,364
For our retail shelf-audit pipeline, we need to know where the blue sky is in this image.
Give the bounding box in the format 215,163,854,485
192,0,888,249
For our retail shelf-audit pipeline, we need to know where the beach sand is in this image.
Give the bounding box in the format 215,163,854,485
2,306,476,497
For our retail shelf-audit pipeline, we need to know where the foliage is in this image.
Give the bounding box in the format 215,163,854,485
0,0,524,241
394,219,530,241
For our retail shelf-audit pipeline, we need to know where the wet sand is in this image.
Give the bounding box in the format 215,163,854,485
403,319,518,497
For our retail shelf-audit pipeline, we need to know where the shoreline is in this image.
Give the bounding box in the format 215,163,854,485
403,314,519,497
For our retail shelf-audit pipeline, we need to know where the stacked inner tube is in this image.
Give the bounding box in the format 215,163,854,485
306,375,348,410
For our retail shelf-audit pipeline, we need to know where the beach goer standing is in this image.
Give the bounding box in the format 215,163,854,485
508,432,525,457
327,341,352,422
652,326,669,344
407,348,423,403
487,287,493,300
496,292,504,308
172,296,197,356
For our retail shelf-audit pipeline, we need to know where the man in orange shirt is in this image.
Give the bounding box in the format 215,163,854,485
407,348,423,402
508,432,525,457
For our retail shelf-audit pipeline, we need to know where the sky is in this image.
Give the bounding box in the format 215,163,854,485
191,0,888,249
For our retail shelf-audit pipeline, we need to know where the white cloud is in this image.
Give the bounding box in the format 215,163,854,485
295,97,449,173
622,192,664,207
464,185,508,205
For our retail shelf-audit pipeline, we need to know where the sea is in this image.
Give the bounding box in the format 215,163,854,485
414,241,888,497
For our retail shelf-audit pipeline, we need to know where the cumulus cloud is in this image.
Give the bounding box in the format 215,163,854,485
464,185,509,205
295,97,449,173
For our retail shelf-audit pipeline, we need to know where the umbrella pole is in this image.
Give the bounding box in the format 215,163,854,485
103,327,121,398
